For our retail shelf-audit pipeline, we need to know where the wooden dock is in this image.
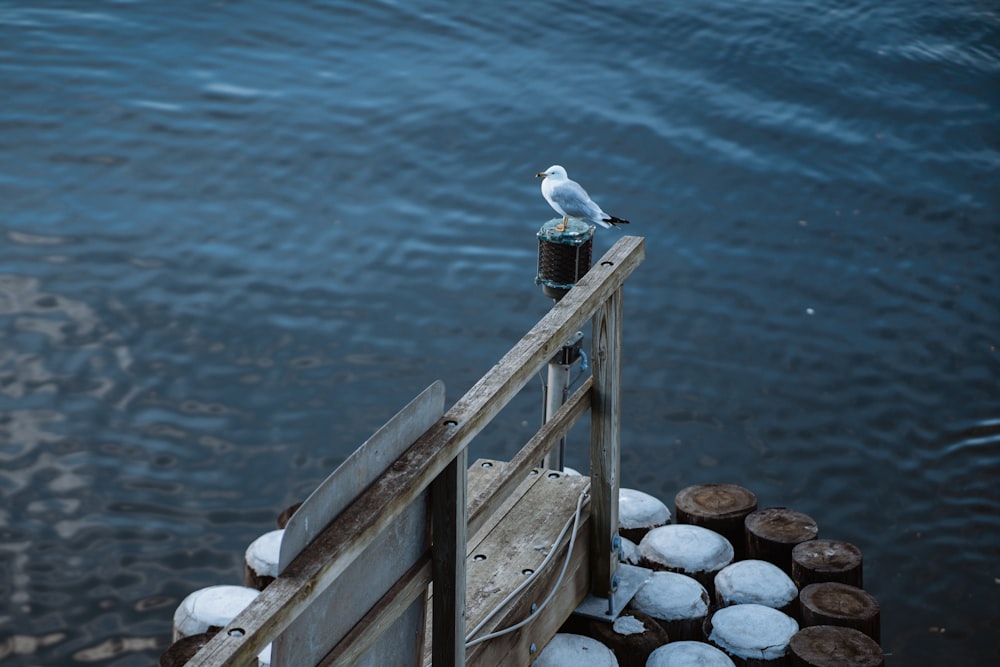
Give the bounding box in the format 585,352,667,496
183,235,646,666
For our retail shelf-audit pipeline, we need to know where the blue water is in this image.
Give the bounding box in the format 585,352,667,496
1,1,997,664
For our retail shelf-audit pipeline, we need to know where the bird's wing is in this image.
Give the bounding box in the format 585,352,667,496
550,181,605,220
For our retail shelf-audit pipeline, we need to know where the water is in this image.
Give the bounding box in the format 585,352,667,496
1,1,997,664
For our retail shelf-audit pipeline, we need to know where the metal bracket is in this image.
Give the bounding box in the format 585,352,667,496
550,330,584,366
573,563,652,621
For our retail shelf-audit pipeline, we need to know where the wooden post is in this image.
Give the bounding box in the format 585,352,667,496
629,570,711,642
791,539,864,590
674,483,758,562
789,625,884,667
590,285,623,603
432,447,468,666
704,604,799,665
799,582,880,643
160,632,217,667
745,507,819,575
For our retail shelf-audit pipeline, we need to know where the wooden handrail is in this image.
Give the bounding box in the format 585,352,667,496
467,376,593,536
189,236,645,666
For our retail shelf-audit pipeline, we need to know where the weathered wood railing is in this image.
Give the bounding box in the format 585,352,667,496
188,235,644,666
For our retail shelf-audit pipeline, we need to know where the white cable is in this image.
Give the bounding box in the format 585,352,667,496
464,482,590,648
463,491,574,643
422,483,591,666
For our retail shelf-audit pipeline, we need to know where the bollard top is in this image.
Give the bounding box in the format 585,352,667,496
537,218,595,246
707,604,799,661
715,559,798,608
639,524,735,573
631,571,710,621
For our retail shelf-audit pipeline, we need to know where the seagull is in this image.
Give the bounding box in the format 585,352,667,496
536,165,630,232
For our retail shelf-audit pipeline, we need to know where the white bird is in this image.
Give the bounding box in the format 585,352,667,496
536,165,630,232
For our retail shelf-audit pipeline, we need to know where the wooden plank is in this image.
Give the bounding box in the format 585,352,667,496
422,470,591,666
318,558,432,666
190,237,644,666
431,448,468,667
468,522,590,667
468,461,546,552
273,381,444,667
465,472,591,665
275,503,429,667
589,286,622,600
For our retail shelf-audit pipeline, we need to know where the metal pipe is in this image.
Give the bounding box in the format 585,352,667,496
542,360,572,471
541,331,583,471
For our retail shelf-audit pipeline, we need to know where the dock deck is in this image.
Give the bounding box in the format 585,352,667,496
422,461,592,665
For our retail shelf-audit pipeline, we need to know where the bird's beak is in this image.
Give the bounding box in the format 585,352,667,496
536,171,546,179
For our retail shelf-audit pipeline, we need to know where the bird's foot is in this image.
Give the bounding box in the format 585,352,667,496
554,217,567,233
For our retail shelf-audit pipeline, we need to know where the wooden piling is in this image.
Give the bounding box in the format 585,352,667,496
788,625,883,667
675,484,757,562
704,603,799,666
647,641,737,666
628,571,710,642
798,583,880,643
638,524,734,598
243,530,283,591
714,559,798,617
744,508,818,575
560,609,669,667
533,633,619,666
619,487,671,545
791,540,863,590
159,632,217,667
172,585,260,641
275,502,301,530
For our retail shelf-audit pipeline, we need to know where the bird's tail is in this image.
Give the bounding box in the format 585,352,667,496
603,215,630,228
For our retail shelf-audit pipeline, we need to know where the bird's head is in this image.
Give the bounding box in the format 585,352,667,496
536,165,568,180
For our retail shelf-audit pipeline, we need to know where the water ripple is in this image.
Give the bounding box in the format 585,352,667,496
0,1,997,664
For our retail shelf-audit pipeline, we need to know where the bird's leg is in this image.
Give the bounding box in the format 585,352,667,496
555,216,567,233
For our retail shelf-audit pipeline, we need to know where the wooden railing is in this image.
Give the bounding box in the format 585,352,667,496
188,235,645,666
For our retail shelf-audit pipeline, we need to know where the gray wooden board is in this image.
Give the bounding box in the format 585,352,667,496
274,380,446,667
422,463,592,665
